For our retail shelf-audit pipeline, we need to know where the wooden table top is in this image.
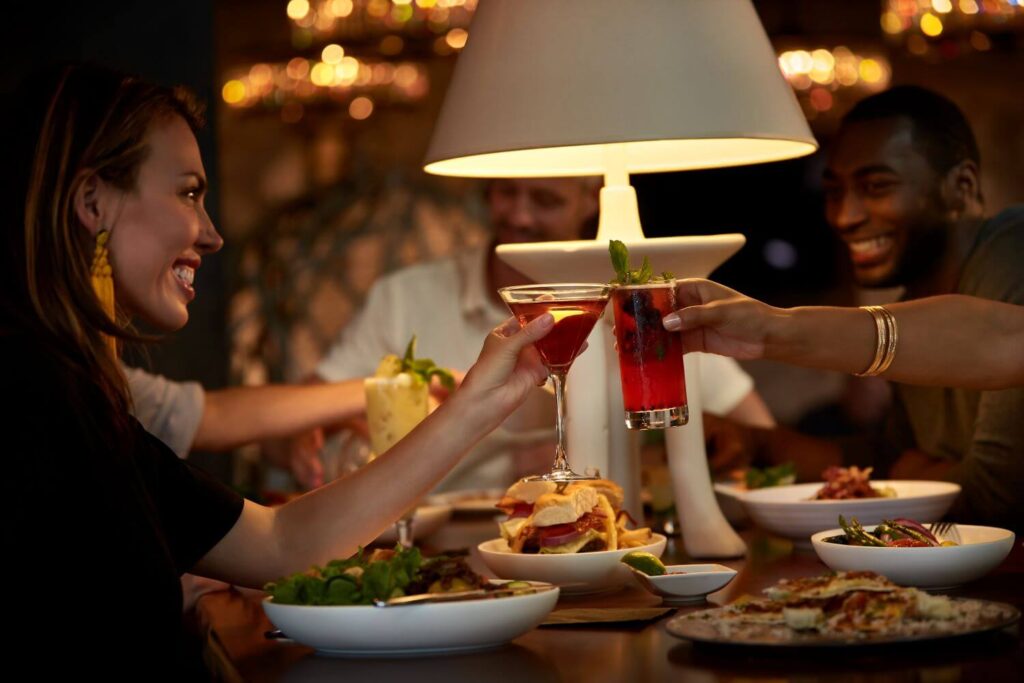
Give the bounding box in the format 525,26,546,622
195,517,1024,683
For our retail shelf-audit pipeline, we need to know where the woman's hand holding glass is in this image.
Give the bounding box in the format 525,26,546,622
451,314,554,434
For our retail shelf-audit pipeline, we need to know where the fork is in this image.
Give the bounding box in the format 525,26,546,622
929,521,962,544
373,584,557,607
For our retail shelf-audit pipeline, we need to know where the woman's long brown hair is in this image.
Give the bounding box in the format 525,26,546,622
1,64,204,419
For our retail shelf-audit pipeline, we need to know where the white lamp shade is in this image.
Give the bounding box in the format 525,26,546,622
425,0,817,177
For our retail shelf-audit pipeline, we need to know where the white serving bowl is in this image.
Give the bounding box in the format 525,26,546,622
628,564,737,605
811,525,1015,589
742,480,960,546
713,482,750,526
477,534,667,595
374,504,452,545
263,580,558,656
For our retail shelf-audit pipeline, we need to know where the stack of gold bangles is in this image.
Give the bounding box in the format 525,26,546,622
856,305,898,377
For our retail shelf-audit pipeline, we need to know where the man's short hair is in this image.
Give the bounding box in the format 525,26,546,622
841,86,980,175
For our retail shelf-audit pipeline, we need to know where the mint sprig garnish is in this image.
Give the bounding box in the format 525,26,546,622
610,239,630,282
402,335,456,390
608,240,674,285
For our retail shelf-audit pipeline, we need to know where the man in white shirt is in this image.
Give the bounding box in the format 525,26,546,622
300,178,774,490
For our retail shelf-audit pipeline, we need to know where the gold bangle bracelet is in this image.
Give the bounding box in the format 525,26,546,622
856,305,890,377
874,306,899,375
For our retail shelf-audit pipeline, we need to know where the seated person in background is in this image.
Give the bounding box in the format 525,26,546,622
291,177,776,490
692,86,1023,529
125,365,370,459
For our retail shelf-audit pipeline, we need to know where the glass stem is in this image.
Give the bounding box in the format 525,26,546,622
395,512,414,549
551,370,570,474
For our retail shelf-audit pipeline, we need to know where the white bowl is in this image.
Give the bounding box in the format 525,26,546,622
629,564,737,605
713,482,750,526
374,504,453,545
741,480,960,546
477,534,668,595
263,580,559,656
811,525,1015,589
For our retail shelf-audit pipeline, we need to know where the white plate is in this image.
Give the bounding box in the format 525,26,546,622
741,480,960,546
426,489,504,514
477,534,667,595
374,504,453,545
263,580,559,656
629,564,737,605
811,524,1015,589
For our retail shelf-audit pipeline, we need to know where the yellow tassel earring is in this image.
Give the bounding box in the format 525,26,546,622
90,228,118,357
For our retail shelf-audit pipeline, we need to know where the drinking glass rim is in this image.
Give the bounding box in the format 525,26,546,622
498,283,611,300
611,279,677,290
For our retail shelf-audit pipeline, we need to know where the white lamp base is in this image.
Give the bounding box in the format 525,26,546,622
666,353,747,558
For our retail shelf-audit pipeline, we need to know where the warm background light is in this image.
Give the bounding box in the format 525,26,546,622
348,96,374,119
881,0,1023,59
287,0,311,21
777,46,890,118
321,43,345,63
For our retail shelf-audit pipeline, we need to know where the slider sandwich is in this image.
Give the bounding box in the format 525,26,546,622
496,479,652,554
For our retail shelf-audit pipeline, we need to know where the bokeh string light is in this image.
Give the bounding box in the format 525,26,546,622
777,47,891,119
234,1,1024,123
881,0,1024,59
223,0,476,121
288,0,476,51
221,57,428,120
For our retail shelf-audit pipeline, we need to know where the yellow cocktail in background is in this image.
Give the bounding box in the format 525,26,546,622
365,359,430,458
364,337,454,547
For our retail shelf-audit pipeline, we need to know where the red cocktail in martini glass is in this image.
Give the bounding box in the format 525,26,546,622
499,283,611,482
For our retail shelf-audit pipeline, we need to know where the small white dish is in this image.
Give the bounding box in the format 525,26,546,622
741,480,960,546
263,580,558,656
628,564,738,605
477,534,667,595
374,504,452,545
811,524,1015,589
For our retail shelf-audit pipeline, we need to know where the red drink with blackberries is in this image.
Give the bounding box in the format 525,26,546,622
611,282,688,429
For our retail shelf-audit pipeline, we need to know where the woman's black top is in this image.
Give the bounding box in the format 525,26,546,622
3,332,244,678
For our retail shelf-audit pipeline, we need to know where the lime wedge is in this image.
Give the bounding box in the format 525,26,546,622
621,551,666,576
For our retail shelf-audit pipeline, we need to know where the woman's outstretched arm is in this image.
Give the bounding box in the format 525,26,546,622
194,314,554,586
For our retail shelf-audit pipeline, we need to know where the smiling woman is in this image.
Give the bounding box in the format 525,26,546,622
3,66,213,415
102,115,223,331
0,64,556,678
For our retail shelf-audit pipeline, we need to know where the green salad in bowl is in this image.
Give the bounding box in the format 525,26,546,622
264,546,499,606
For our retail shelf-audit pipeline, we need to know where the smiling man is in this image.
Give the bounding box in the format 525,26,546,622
825,88,991,298
705,86,1023,528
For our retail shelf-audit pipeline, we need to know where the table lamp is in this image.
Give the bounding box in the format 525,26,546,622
424,0,816,557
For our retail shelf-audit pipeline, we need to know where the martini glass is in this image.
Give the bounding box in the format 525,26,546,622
498,283,611,482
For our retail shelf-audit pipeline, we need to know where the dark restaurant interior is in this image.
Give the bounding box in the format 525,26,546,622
3,0,1023,679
